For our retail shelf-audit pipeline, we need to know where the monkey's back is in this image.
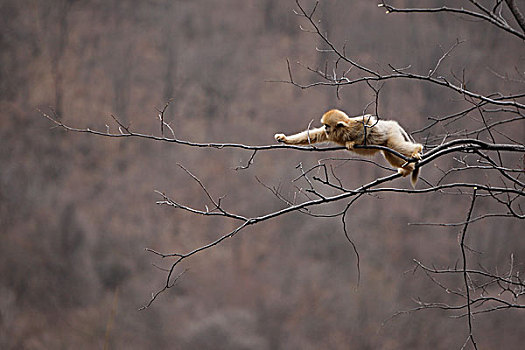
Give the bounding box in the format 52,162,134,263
348,116,393,147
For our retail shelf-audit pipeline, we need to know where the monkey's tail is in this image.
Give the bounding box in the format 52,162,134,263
411,166,420,188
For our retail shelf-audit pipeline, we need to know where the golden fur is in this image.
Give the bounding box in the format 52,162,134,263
274,109,423,187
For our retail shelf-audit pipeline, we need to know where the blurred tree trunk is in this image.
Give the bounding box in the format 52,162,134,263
49,0,75,118
162,0,178,121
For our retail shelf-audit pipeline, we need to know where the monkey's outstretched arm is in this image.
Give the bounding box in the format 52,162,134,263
274,127,328,145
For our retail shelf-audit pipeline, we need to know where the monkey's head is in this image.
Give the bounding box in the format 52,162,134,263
321,109,350,137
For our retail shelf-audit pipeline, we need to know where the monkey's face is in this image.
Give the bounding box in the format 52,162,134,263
321,109,350,137
322,122,347,137
323,123,333,136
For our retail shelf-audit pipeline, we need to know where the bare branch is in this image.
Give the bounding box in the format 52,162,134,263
505,0,525,33
379,1,525,40
459,188,479,350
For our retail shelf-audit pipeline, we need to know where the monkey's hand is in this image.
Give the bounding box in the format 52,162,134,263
274,133,287,143
345,141,356,150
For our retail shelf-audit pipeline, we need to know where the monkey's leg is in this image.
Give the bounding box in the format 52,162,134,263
274,127,328,145
382,147,421,187
390,141,423,160
382,151,414,177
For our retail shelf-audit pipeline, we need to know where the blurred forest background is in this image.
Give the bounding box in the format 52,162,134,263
1,0,524,349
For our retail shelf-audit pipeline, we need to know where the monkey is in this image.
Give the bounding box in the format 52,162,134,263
274,109,423,187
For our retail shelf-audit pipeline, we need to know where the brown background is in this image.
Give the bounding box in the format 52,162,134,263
1,0,524,349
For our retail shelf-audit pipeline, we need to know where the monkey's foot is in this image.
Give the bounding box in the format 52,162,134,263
413,152,423,160
398,168,411,177
412,145,423,159
345,141,356,150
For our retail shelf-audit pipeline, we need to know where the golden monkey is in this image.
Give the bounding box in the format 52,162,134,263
274,109,423,187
